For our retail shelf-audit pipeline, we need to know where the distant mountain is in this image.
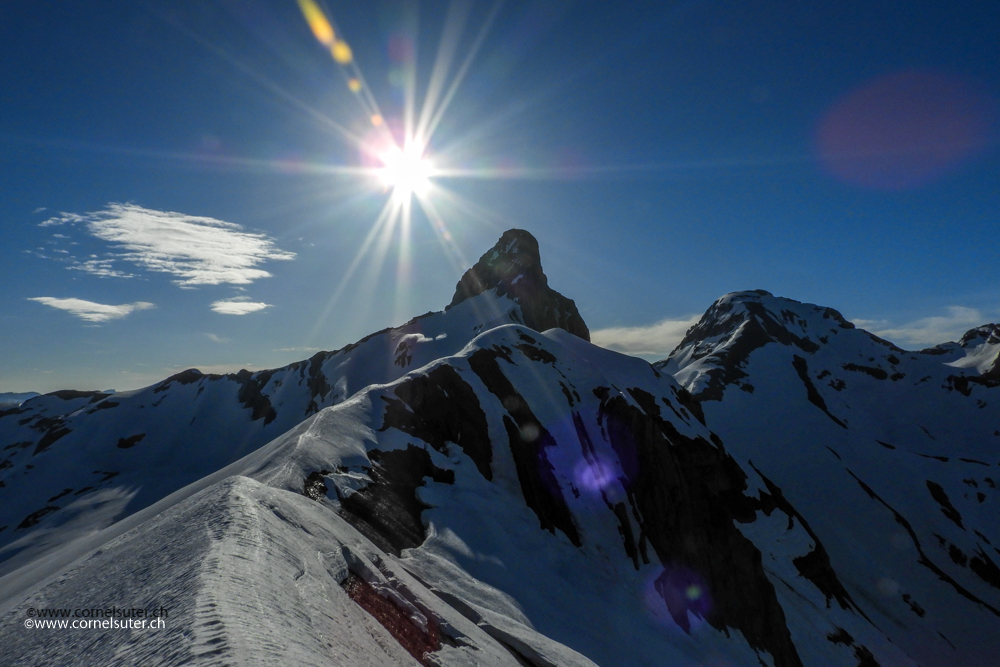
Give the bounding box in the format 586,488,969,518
2,246,998,666
659,290,1000,666
0,392,40,407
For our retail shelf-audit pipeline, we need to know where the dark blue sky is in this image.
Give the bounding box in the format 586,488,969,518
2,0,998,391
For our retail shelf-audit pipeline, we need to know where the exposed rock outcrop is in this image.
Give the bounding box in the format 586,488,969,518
448,229,590,341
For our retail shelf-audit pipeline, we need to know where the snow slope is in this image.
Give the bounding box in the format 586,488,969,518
660,290,1000,666
4,241,999,666
0,229,586,575
4,317,933,667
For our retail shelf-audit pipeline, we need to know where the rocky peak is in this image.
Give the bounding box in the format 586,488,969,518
672,290,855,361
660,291,861,401
959,323,1000,348
952,323,1000,381
447,229,590,341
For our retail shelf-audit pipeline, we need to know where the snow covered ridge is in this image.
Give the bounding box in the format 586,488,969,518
0,392,41,408
659,289,1000,402
0,230,587,572
2,324,924,666
660,289,1000,665
3,239,1000,665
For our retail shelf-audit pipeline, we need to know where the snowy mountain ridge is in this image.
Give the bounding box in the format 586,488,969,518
3,323,915,667
659,289,1000,666
0,229,586,576
2,236,999,666
0,392,41,408
659,289,1000,404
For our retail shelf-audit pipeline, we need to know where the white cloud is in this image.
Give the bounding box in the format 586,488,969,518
211,298,271,315
28,297,155,323
854,306,987,347
39,212,85,226
275,346,321,352
206,333,230,343
591,315,701,358
40,203,295,286
68,258,137,279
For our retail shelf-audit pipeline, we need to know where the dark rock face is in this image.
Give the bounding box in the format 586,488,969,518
233,370,277,425
379,365,493,480
751,467,863,615
959,324,1000,349
154,369,217,393
338,446,455,557
47,390,107,402
17,506,59,530
841,363,889,380
303,471,330,501
304,351,333,416
792,356,848,429
926,480,963,528
33,424,71,456
468,346,581,547
944,372,1000,395
598,386,804,667
447,229,590,341
116,433,146,449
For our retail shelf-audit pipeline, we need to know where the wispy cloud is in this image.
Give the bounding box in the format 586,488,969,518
40,203,295,287
210,297,271,315
68,258,137,279
854,306,988,347
40,212,85,226
591,315,701,359
206,333,230,343
28,297,155,323
275,346,321,352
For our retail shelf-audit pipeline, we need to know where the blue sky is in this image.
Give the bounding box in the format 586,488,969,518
2,0,998,393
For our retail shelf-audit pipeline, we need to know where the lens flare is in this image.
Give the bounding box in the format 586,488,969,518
294,1,507,345
816,70,997,190
332,41,353,64
643,565,713,633
298,0,335,46
573,457,618,495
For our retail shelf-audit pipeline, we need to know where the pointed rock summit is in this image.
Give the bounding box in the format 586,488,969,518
448,229,590,341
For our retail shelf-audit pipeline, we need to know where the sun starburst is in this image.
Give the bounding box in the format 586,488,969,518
377,142,435,200
294,0,517,338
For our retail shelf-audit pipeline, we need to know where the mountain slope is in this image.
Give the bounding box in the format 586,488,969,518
0,393,41,408
0,230,585,574
660,290,1000,666
4,248,999,666
2,323,916,667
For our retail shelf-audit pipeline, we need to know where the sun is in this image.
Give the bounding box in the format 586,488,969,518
378,142,435,200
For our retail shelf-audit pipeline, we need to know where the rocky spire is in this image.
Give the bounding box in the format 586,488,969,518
448,229,590,341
